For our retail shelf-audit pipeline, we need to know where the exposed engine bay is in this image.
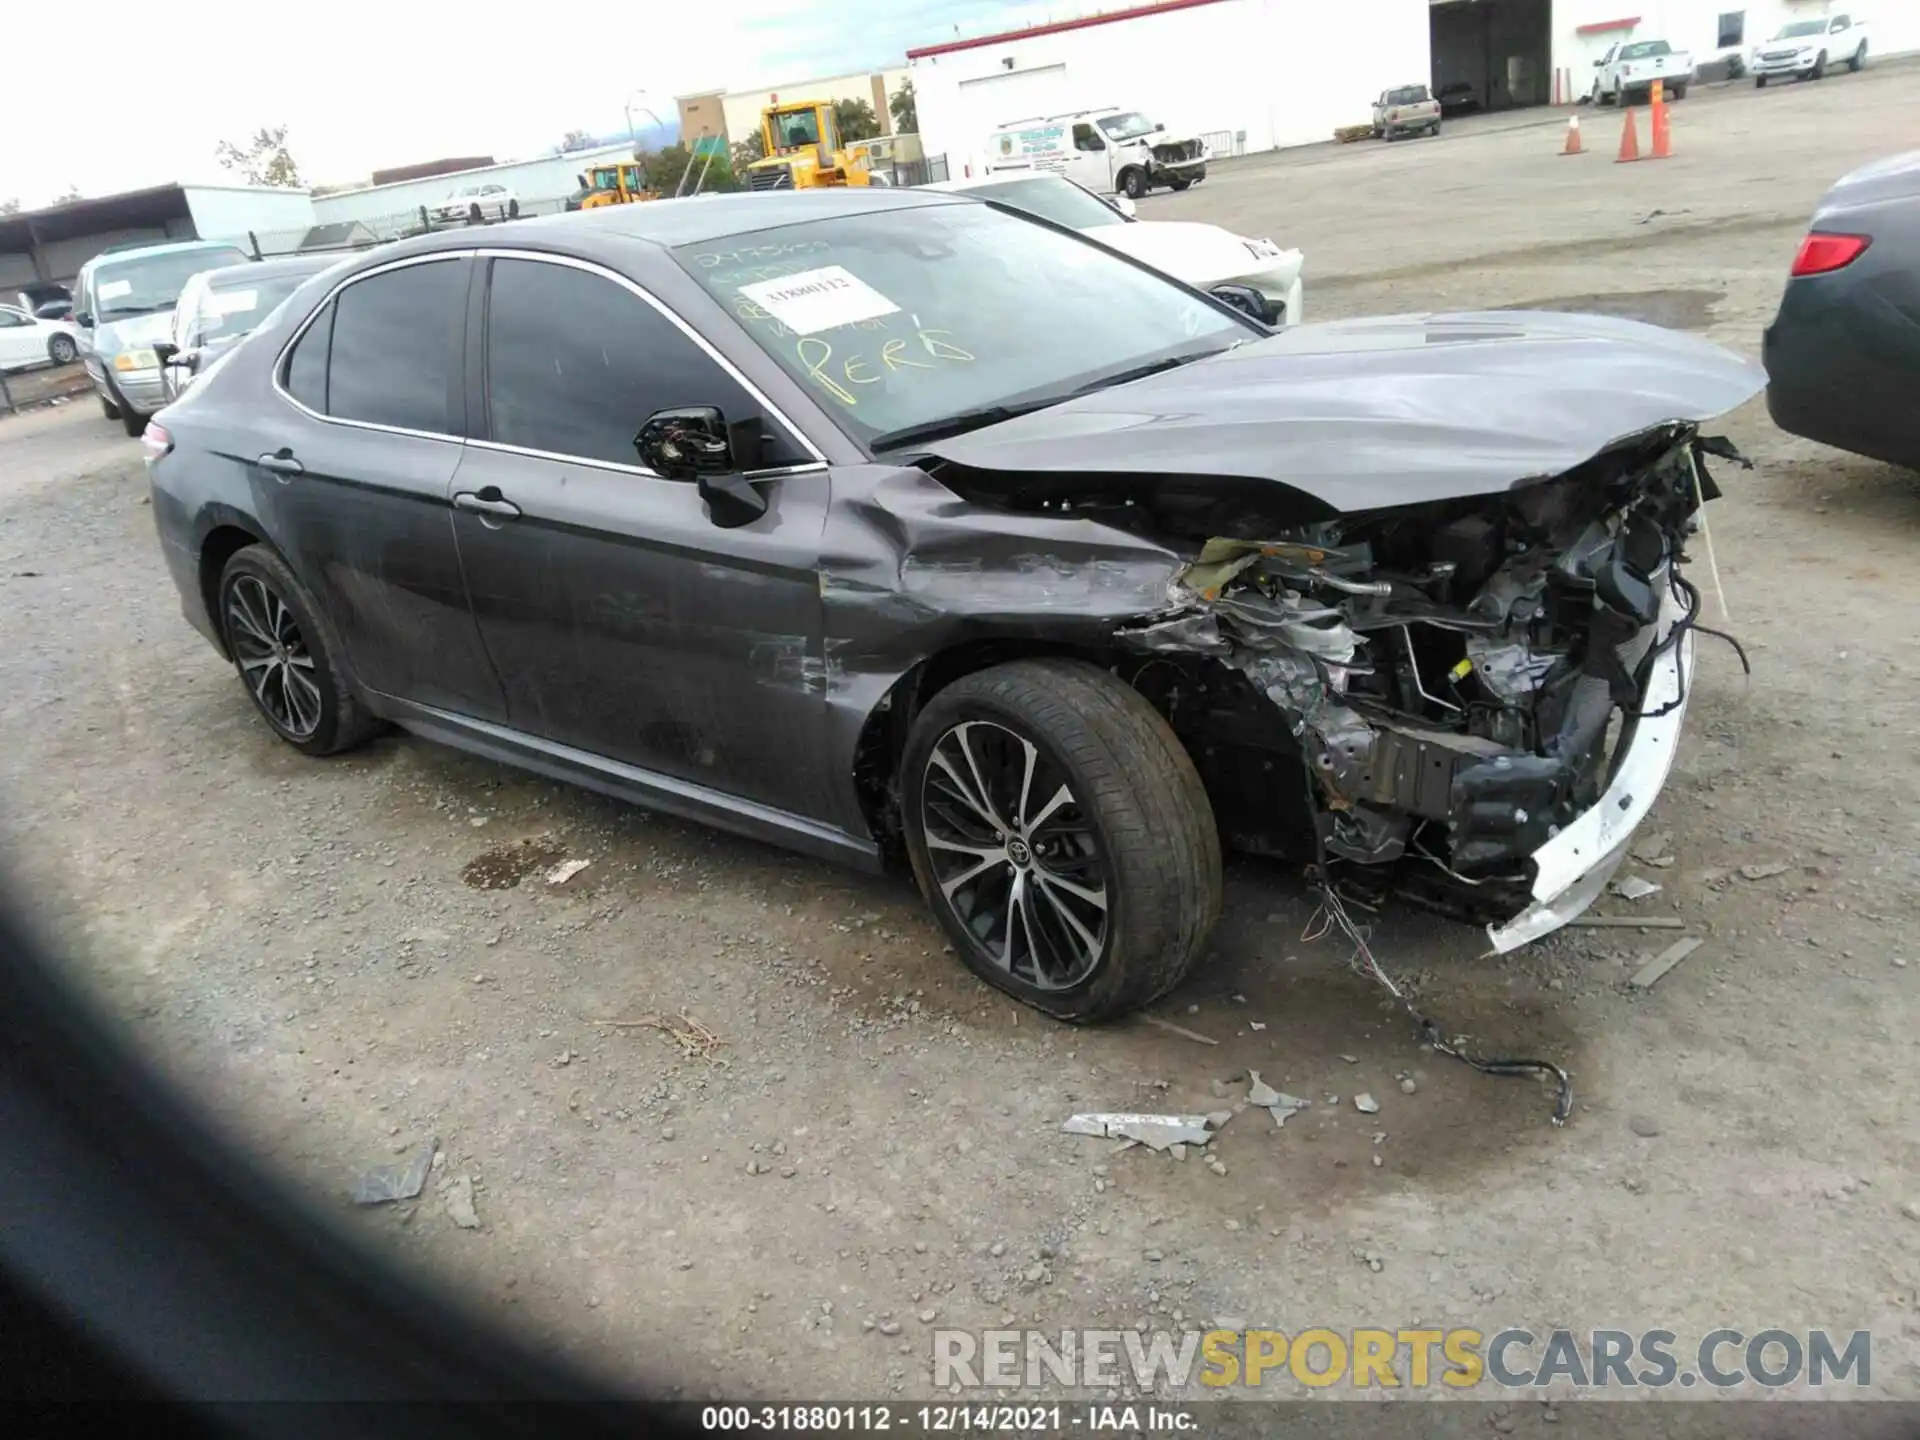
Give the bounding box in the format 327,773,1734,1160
1079,426,1748,943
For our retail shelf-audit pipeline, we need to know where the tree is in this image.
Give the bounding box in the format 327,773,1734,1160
731,131,767,173
558,128,596,153
56,185,81,203
636,142,740,197
215,126,303,188
0,198,20,216
889,79,918,135
834,97,882,144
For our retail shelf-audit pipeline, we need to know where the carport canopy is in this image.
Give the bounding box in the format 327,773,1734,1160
0,185,196,288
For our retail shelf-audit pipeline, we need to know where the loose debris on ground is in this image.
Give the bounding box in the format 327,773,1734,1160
594,1008,727,1061
1630,936,1706,990
349,1135,438,1205
1063,1110,1231,1155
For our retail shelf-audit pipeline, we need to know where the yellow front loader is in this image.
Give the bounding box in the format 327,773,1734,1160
565,162,661,211
744,101,874,190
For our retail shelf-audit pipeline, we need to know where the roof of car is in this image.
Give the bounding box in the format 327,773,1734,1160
84,238,252,270
416,187,971,252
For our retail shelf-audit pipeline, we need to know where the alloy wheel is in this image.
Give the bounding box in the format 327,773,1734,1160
919,720,1110,991
225,574,322,739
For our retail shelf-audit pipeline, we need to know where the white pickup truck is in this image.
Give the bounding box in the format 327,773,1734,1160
1590,38,1694,105
1750,14,1870,86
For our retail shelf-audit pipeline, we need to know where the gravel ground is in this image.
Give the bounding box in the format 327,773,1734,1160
2,68,1918,1413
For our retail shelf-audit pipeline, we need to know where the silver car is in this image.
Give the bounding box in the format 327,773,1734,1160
74,240,251,435
156,254,343,405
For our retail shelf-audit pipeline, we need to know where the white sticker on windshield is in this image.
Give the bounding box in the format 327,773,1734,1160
738,265,898,336
210,289,258,315
97,280,133,301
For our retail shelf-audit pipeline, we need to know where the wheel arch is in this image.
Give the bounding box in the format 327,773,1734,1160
197,520,273,659
851,636,1120,864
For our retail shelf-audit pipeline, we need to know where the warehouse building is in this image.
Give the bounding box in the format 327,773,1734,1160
908,0,1916,177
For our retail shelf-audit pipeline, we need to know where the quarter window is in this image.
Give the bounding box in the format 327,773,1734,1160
323,259,467,433
482,257,793,470
283,302,332,412
1717,11,1743,48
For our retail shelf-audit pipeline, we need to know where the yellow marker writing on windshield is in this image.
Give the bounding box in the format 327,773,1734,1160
797,337,858,406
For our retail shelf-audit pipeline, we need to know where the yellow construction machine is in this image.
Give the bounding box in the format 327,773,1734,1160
565,161,661,210
744,100,874,190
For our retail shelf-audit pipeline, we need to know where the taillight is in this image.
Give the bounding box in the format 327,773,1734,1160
1791,232,1871,277
141,421,173,466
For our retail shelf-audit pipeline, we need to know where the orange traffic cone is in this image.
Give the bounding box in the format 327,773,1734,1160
1616,107,1642,163
1561,114,1584,156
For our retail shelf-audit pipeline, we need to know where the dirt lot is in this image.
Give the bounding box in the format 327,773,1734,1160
3,66,1919,1412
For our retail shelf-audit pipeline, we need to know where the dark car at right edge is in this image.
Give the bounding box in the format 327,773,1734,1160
141,189,1763,1024
1764,149,1920,471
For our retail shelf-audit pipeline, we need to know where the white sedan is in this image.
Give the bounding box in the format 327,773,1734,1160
0,303,81,372
930,170,1304,325
429,181,520,226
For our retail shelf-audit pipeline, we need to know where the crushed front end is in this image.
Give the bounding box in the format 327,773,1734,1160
1119,427,1743,950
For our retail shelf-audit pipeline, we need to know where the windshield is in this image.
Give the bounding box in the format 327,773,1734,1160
193,270,327,345
1096,111,1157,142
772,109,822,149
1774,21,1827,38
673,203,1246,448
1387,86,1430,104
91,248,250,322
968,177,1127,230
1617,41,1669,59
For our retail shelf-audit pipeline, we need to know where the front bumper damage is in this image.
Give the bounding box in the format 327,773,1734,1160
1114,428,1738,951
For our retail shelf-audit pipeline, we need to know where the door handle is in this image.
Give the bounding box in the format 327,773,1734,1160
256,451,304,476
453,491,522,520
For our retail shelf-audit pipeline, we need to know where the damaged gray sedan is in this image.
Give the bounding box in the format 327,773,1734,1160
143,188,1764,1022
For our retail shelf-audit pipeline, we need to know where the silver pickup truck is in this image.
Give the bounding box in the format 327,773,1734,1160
1372,84,1442,141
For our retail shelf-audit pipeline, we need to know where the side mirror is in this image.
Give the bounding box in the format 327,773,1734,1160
153,341,180,366
1210,284,1272,326
634,406,770,529
1113,194,1137,218
73,311,93,328
1153,122,1165,132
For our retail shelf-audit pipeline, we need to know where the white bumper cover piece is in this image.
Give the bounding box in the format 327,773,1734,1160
1485,575,1693,953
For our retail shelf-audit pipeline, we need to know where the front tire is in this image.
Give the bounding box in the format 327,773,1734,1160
901,659,1222,1023
217,544,382,757
1169,177,1191,192
47,335,77,366
1670,82,1687,100
99,391,121,421
1851,42,1867,73
120,405,145,438
507,198,521,218
1811,51,1826,80
1120,168,1148,201
1756,75,1768,87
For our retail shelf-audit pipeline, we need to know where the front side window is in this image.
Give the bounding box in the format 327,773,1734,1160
319,259,467,432
674,203,1248,449
483,257,784,470
171,277,210,349
973,177,1126,230
1072,123,1105,152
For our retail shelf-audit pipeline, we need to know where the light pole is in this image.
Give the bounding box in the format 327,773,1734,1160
624,93,664,154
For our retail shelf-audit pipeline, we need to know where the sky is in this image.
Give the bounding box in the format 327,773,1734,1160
0,0,1079,207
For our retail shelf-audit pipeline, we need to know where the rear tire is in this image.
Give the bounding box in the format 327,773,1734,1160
901,659,1222,1023
1756,75,1768,87
217,544,383,758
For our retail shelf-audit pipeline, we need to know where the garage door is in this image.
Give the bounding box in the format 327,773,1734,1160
954,64,1070,174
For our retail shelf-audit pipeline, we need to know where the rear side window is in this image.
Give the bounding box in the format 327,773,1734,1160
483,256,792,469
323,259,468,433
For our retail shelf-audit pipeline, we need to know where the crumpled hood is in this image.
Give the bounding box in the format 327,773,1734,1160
919,310,1767,512
1086,220,1302,296
94,312,177,353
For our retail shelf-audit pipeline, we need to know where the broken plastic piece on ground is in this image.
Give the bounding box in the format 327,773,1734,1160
1063,1111,1227,1152
1247,1070,1282,1108
545,858,592,885
349,1134,438,1205
1354,1093,1381,1114
1610,875,1662,901
1630,935,1705,989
